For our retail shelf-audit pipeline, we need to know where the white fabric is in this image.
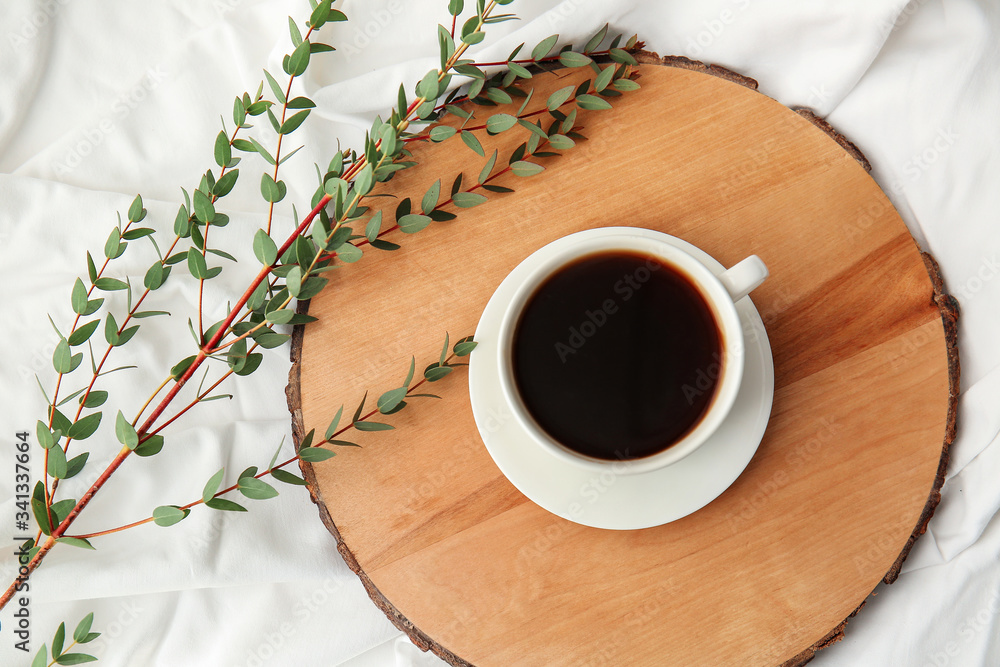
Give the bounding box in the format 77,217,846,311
1,0,998,665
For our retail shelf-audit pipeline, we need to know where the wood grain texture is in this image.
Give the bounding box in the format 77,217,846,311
286,57,958,666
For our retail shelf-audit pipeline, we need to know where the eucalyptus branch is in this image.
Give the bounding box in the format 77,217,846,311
68,340,476,540
29,612,101,667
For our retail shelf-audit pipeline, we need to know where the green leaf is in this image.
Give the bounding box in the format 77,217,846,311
93,277,128,292
55,537,95,551
36,421,56,450
214,131,232,168
424,363,454,382
86,251,98,283
143,262,166,290
202,468,225,503
548,133,575,150
355,163,375,196
82,390,108,408
193,189,215,223
370,239,400,252
174,205,192,238
486,113,517,134
485,87,513,105
214,169,239,197
55,653,98,665
448,0,464,15
134,434,164,457
429,125,457,142
52,340,74,373
531,34,558,61
559,51,592,68
365,210,383,242
377,387,408,414
152,505,190,527
206,498,248,512
398,214,432,234
65,452,89,479
271,468,308,486
460,130,485,157
71,279,88,315
439,332,450,365
507,61,532,78
594,64,616,93
328,440,361,448
122,227,155,241
187,248,208,279
260,173,287,203
280,109,311,135
416,68,441,100
404,355,415,387
511,160,545,177
233,353,263,377
613,78,641,92
67,320,99,347
287,96,316,110
609,47,638,65
309,0,332,29
32,495,52,536
238,477,279,500
575,93,613,110
547,85,575,111
116,324,139,347
47,445,67,479
53,622,66,657
286,266,303,298
325,405,344,440
170,355,196,381
31,644,47,667
479,150,498,185
421,180,441,215
585,23,609,53
128,194,146,222
73,614,95,644
454,336,478,356
336,243,362,263
50,407,73,435
253,229,278,266
288,40,311,77
452,192,488,208
115,411,139,449
298,447,336,462
255,332,291,349
353,421,394,432
266,309,294,325
82,297,104,316
264,69,286,105
50,499,76,526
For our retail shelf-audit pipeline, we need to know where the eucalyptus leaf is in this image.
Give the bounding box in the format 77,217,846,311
67,412,102,441
152,505,190,527
206,498,248,512
298,447,336,463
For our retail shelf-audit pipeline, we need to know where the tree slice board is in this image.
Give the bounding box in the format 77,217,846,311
287,54,959,666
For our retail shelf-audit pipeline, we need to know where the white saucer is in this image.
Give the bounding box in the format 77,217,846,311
469,229,775,530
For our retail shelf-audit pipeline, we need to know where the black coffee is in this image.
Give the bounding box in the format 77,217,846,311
511,251,723,461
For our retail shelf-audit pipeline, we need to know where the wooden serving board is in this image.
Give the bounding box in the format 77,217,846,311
287,55,959,666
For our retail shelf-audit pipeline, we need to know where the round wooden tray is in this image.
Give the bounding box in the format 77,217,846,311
287,55,959,666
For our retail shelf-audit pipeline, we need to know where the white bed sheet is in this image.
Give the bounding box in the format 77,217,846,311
1,0,998,665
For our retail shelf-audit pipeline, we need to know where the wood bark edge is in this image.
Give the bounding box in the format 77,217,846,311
285,55,959,667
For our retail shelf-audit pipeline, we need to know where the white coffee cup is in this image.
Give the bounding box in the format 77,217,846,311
476,227,768,475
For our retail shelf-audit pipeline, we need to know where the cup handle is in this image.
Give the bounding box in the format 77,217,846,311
718,255,768,302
